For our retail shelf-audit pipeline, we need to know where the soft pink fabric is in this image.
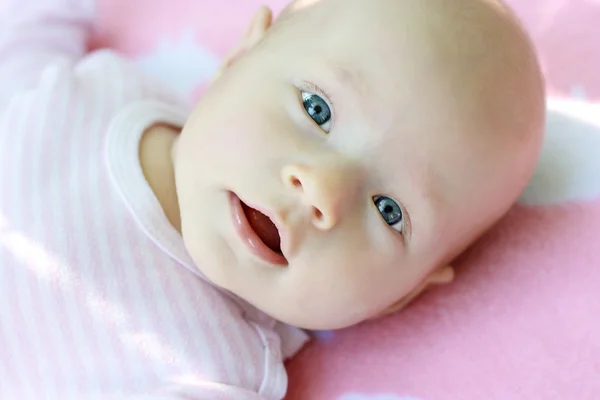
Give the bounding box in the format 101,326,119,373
92,1,600,399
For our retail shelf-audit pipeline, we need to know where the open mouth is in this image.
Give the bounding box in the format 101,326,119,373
241,202,282,256
230,192,287,266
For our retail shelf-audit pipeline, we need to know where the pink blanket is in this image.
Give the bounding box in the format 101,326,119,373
93,1,600,398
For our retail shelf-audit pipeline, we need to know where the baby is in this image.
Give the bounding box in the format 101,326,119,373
0,0,545,398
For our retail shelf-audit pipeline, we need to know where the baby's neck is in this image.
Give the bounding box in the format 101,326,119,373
139,123,182,233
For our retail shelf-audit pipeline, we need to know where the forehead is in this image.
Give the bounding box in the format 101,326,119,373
273,4,489,192
275,0,406,51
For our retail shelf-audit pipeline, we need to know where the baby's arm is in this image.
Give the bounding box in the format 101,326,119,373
0,0,94,107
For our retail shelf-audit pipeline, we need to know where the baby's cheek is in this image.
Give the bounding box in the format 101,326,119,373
346,262,401,309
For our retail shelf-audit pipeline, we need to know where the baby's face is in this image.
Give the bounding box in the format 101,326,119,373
174,0,542,330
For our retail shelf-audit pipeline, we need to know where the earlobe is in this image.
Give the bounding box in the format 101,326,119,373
427,265,455,286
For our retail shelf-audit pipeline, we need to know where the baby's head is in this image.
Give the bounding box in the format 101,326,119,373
173,0,545,330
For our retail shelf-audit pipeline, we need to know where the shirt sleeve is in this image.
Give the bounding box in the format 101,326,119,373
0,0,95,108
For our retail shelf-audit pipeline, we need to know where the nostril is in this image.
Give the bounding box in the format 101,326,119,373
291,177,302,190
313,207,323,221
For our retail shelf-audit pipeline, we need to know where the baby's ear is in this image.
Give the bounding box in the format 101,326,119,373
374,265,455,318
212,7,273,80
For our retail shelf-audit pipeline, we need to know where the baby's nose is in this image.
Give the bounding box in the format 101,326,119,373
281,162,360,231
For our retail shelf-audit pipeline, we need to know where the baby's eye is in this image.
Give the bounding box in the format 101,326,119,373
373,196,404,233
301,91,332,133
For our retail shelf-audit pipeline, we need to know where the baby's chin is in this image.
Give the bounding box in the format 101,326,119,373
261,303,376,331
277,316,351,331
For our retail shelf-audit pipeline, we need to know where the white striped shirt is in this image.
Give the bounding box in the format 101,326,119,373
0,1,309,398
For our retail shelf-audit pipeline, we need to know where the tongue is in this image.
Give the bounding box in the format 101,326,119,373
241,203,282,254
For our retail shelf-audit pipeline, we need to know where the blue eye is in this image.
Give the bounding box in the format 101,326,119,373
374,196,404,232
302,92,332,132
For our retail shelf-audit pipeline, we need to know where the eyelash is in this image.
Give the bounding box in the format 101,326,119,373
301,80,336,127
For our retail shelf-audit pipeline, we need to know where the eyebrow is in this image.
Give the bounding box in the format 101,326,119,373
404,161,444,238
320,61,367,100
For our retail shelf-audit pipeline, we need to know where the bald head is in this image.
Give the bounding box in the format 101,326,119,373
267,0,544,262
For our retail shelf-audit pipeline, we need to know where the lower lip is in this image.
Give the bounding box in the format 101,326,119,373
229,192,288,266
